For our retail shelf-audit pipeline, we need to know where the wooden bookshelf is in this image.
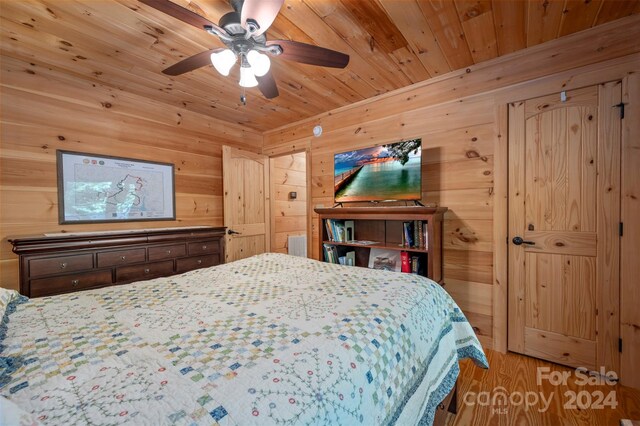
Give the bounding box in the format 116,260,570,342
314,206,447,283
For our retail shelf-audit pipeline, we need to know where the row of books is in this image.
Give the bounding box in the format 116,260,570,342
402,221,428,249
325,245,423,275
323,244,356,266
325,219,355,242
400,251,422,274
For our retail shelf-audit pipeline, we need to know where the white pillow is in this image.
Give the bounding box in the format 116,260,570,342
0,287,23,322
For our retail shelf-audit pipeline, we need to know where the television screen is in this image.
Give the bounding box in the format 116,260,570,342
334,139,422,203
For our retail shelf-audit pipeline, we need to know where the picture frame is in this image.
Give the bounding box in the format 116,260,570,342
57,150,176,224
368,248,402,272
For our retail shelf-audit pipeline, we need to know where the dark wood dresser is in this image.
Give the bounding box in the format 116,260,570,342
9,227,225,297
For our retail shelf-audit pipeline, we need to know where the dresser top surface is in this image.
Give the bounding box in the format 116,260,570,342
9,226,224,242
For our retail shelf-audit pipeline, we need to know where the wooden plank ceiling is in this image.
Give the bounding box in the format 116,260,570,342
1,0,638,132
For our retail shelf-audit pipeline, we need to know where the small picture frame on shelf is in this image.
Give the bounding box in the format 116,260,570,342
368,248,401,272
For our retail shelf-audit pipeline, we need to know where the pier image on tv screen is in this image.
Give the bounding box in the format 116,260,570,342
334,139,422,203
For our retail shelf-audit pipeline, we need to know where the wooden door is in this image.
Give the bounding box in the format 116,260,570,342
508,83,621,374
223,146,270,262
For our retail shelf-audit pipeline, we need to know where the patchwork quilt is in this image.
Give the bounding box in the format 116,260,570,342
0,253,487,425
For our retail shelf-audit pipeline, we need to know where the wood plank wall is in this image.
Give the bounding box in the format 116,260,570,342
267,98,499,350
270,152,308,254
0,55,262,291
263,16,640,356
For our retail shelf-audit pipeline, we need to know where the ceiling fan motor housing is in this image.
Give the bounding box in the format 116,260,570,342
219,11,244,36
217,11,270,55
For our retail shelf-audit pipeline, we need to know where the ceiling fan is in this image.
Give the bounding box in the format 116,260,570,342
139,0,350,101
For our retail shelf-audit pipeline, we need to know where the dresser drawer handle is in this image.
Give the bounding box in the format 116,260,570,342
144,268,150,274
60,262,68,269
166,250,171,254
71,279,79,287
197,259,202,265
121,256,126,261
202,245,207,250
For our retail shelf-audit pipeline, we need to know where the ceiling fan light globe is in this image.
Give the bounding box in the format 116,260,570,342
210,49,236,76
239,65,259,88
247,50,271,77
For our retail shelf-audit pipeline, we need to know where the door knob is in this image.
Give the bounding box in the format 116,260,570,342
512,236,535,246
227,229,241,235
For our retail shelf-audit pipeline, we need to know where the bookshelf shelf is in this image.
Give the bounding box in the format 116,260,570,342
314,206,447,283
321,241,430,254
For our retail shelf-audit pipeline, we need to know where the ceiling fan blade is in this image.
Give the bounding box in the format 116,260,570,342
256,70,279,99
241,0,284,37
267,40,349,68
163,49,223,76
139,0,226,34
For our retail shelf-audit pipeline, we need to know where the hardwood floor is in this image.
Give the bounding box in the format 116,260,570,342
447,349,640,425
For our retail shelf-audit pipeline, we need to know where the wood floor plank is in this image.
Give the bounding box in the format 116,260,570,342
448,349,640,425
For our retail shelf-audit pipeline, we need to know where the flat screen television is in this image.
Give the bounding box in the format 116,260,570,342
334,138,422,203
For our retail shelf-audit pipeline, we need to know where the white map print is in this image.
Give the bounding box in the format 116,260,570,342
60,152,174,222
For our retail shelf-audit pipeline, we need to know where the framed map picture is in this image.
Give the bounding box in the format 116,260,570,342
57,150,176,224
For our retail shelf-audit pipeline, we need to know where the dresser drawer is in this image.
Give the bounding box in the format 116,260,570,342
116,260,174,283
148,244,186,261
30,270,113,297
188,240,220,256
176,255,220,273
29,254,93,278
97,248,146,267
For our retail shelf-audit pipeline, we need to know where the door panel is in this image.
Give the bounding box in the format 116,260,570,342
508,83,621,374
223,146,270,263
523,327,596,369
524,253,596,340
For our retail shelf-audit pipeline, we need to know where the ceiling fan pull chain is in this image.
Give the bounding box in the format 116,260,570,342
240,87,247,106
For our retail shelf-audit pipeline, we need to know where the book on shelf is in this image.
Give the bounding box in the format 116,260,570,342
423,221,428,250
335,222,346,242
402,222,414,248
411,256,420,274
401,221,428,250
322,243,330,262
401,251,411,273
325,220,334,242
323,244,339,264
324,219,353,243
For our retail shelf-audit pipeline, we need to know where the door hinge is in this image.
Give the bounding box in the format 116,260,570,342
613,102,625,119
619,338,623,353
620,222,624,237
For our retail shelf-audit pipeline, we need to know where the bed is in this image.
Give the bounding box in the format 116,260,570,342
0,253,487,425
